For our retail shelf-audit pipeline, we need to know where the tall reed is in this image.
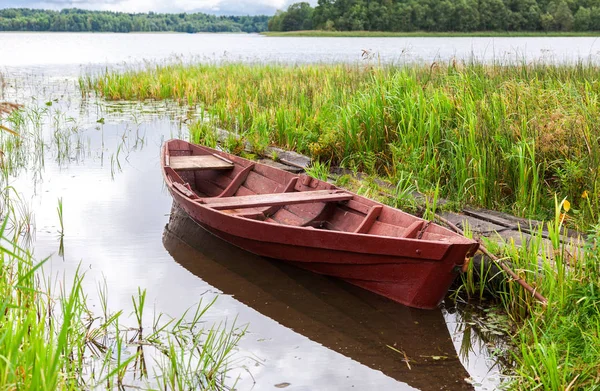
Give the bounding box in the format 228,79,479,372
0,198,244,390
499,199,600,390
83,61,600,230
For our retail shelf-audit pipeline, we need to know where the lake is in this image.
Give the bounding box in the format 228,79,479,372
3,31,588,390
2,32,600,74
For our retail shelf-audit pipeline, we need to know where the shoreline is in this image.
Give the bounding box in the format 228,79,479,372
262,30,600,38
0,30,256,34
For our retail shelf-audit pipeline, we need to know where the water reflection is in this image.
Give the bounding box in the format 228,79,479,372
164,203,474,391
2,33,600,72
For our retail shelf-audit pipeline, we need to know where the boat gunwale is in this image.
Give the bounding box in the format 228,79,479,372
160,140,478,254
190,198,467,246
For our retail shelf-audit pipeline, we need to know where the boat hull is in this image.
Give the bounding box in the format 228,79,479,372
173,191,470,309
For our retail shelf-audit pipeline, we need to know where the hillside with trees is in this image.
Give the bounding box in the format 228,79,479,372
0,8,269,33
268,0,600,32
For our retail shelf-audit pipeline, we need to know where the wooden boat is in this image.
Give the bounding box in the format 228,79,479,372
161,139,479,309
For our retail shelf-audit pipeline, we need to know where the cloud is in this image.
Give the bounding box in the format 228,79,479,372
0,0,316,15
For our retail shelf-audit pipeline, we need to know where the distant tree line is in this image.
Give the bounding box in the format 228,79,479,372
0,8,269,33
268,0,600,32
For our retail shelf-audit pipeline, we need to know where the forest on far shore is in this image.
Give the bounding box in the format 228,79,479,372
268,0,600,32
0,8,269,33
2,1,600,34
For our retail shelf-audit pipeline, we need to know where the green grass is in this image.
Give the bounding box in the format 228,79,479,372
0,99,245,389
82,61,600,231
262,30,600,37
57,197,64,235
500,202,600,390
0,212,245,390
81,61,600,389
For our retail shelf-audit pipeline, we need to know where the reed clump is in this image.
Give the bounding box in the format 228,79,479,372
83,61,600,230
500,200,600,390
0,191,244,390
0,221,244,390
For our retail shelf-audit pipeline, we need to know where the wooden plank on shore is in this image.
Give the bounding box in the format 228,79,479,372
199,190,353,210
462,208,578,243
265,147,312,169
440,212,508,236
258,159,304,173
169,155,234,171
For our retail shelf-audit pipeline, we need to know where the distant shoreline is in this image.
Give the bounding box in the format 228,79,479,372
1,30,598,37
262,30,600,38
0,31,254,34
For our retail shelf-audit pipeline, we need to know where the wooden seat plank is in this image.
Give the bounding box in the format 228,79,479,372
169,155,234,171
199,190,353,210
229,177,301,220
262,177,299,217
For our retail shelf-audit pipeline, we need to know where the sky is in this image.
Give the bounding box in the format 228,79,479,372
0,0,317,15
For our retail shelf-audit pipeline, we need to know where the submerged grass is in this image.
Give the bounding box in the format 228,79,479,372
0,76,246,390
0,211,245,390
83,61,600,231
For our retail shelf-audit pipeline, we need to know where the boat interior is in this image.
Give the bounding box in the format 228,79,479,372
164,141,459,242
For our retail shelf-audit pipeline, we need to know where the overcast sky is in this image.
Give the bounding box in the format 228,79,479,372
0,0,317,15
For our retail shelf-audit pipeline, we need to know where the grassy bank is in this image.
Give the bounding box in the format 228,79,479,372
82,62,600,231
474,203,600,390
81,61,600,389
262,30,600,37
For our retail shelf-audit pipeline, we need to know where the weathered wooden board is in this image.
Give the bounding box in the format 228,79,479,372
258,159,304,173
440,210,583,268
200,190,353,210
170,155,234,171
462,208,579,243
440,212,508,237
265,147,312,169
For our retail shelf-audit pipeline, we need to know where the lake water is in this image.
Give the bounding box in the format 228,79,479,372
1,31,582,390
2,32,600,75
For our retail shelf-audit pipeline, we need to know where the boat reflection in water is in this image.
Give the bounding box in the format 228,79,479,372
163,204,473,391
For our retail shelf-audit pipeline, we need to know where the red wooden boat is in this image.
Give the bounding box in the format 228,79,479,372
161,139,479,309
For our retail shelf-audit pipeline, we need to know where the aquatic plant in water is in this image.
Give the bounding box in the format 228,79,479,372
0,74,246,390
0,213,245,390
